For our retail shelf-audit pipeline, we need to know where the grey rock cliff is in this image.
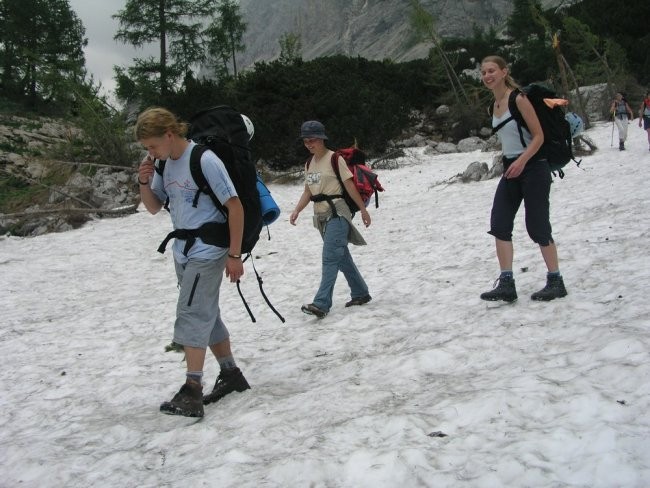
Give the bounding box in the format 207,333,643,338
236,0,571,69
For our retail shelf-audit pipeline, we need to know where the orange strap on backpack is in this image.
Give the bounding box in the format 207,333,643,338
543,98,569,109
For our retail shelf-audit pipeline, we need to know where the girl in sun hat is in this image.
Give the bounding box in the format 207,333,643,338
289,120,372,318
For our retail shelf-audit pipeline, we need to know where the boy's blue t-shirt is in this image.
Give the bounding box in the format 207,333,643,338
151,141,237,264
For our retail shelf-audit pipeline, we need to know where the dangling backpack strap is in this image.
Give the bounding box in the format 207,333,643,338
235,253,286,323
248,254,285,323
236,276,256,323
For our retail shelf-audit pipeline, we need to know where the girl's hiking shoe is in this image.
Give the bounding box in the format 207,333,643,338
301,303,327,318
160,381,204,417
531,275,567,301
345,295,372,307
203,367,250,405
480,276,518,302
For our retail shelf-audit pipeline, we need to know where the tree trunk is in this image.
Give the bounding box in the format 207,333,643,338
230,36,238,79
1,205,138,219
560,54,590,129
159,0,168,94
553,34,589,129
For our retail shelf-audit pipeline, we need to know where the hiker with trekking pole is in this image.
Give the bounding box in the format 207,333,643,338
610,92,634,151
478,55,568,303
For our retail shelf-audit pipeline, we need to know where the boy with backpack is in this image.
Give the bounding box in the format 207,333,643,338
289,120,372,318
479,56,568,303
136,107,250,418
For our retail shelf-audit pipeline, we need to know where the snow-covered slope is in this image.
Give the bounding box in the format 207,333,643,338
1,121,649,487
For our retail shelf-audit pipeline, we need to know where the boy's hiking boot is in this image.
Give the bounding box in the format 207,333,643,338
160,380,204,417
480,275,517,302
619,140,625,151
301,303,327,318
531,275,567,301
203,367,250,405
345,294,372,307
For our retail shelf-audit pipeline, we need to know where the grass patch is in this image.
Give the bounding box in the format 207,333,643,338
0,175,47,213
0,163,75,214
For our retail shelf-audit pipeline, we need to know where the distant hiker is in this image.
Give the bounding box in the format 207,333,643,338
610,92,634,151
136,107,250,418
479,55,568,303
289,120,372,318
638,91,650,152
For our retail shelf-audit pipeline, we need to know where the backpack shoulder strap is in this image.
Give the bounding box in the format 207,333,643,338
153,159,170,212
491,89,523,134
154,159,166,175
189,144,224,211
330,151,343,178
507,89,524,125
330,151,347,191
507,88,528,148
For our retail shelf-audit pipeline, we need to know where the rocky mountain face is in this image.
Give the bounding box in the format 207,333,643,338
237,0,571,68
0,115,139,236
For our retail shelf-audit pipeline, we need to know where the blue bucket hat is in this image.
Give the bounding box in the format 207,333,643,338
300,120,328,140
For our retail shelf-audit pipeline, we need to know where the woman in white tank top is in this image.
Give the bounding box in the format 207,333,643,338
477,55,568,303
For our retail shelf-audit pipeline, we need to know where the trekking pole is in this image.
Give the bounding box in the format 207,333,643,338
610,114,615,147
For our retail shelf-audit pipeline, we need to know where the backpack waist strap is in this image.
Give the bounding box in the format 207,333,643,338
310,193,344,217
158,222,229,256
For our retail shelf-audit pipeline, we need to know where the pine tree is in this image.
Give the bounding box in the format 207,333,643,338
409,0,470,105
205,0,247,80
505,0,555,84
278,32,302,65
113,0,215,97
0,0,86,108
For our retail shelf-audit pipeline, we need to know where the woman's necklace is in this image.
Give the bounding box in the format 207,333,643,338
495,89,510,109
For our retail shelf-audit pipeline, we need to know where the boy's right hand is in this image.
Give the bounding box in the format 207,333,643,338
138,155,155,185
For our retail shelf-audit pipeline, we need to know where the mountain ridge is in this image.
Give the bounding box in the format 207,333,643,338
236,0,573,69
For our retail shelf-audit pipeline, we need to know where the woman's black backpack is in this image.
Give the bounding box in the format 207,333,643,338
492,84,581,178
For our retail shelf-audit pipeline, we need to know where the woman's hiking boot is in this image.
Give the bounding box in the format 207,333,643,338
301,303,327,318
345,294,372,307
531,275,567,301
203,367,250,405
160,380,204,417
480,276,517,302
